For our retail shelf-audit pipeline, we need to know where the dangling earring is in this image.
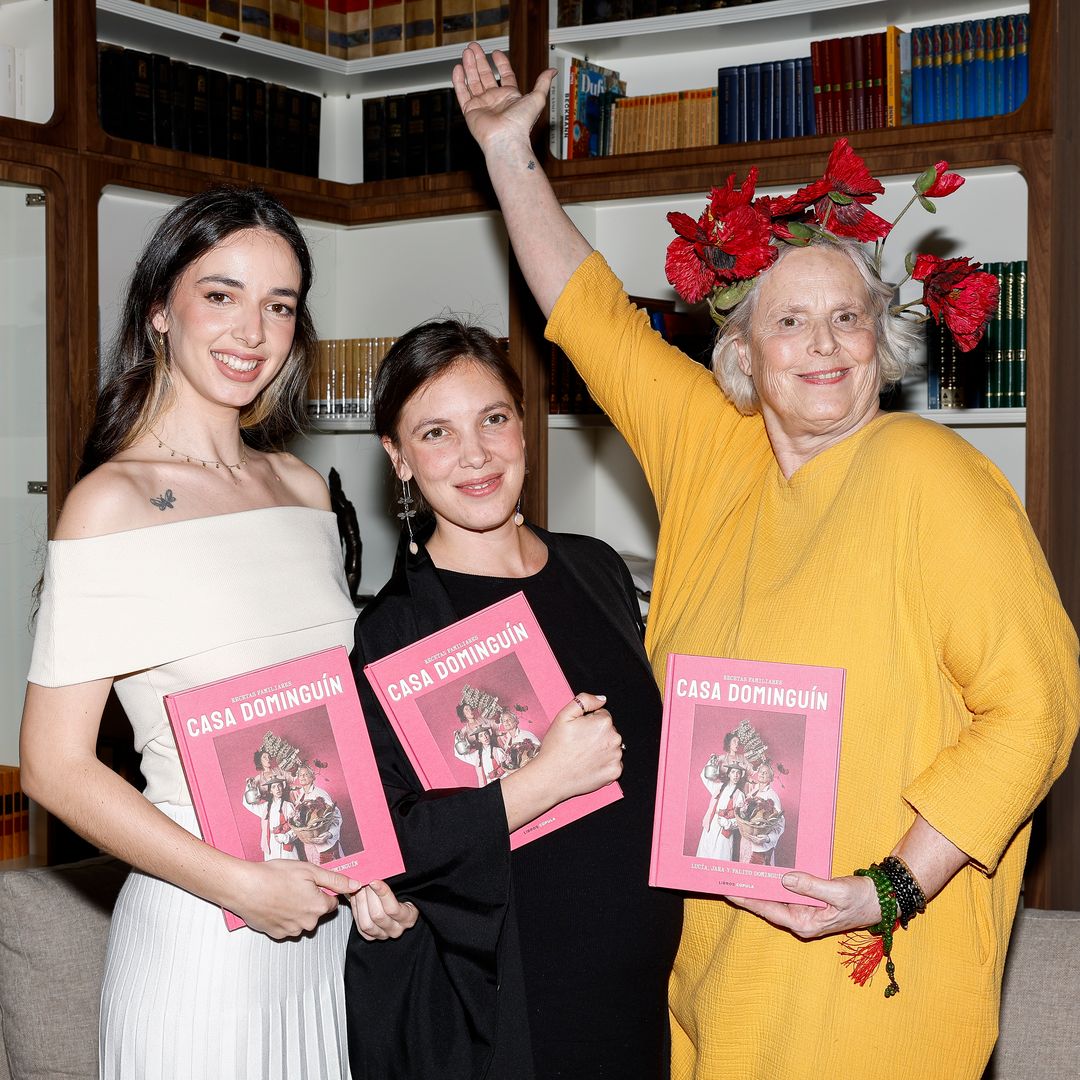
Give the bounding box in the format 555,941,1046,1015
151,328,169,370
513,496,524,527
397,478,418,555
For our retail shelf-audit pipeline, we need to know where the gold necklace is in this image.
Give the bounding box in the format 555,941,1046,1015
150,430,248,472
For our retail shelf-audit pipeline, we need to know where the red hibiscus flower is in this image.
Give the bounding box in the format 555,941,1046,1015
666,170,776,304
912,254,999,351
790,138,893,242
918,161,965,198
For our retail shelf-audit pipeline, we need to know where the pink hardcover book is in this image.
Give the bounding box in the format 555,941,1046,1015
164,645,404,930
649,653,845,906
364,592,622,849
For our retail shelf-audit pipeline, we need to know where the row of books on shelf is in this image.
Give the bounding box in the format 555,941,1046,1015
927,261,1027,411
813,15,1028,135
556,0,768,27
308,337,399,419
97,45,321,175
130,0,508,56
1,766,29,862
551,10,1028,158
363,89,478,182
909,17,1028,125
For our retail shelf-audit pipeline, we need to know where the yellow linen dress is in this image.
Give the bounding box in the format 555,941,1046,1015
547,253,1080,1080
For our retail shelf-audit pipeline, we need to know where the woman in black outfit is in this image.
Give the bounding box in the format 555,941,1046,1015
345,320,682,1080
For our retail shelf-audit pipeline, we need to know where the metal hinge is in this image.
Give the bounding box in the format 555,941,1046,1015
25,193,45,207
27,481,47,494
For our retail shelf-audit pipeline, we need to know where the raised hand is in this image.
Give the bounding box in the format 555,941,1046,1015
452,43,555,152
232,858,361,940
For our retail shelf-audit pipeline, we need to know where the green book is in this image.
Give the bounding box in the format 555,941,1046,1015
1013,260,1027,408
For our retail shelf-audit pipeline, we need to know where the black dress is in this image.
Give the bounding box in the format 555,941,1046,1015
345,521,682,1080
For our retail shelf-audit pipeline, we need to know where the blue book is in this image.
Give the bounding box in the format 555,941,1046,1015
941,24,955,121
781,59,797,138
801,56,816,135
991,17,1005,116
760,61,775,140
746,63,761,142
1004,13,1017,113
911,27,925,124
931,25,944,123
772,62,782,139
717,66,739,144
960,22,975,119
1016,14,1029,108
736,65,748,142
951,23,964,119
972,20,986,118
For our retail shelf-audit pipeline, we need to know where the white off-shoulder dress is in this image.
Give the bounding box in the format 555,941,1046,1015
28,507,359,1080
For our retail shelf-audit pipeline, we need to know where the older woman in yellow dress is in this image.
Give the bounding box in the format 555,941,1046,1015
451,44,1080,1080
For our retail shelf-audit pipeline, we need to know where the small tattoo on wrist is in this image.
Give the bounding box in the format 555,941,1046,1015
150,489,176,511
526,159,536,171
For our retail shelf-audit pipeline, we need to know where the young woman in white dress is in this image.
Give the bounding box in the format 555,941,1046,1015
20,186,416,1079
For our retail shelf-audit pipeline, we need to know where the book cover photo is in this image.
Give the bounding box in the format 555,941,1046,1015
650,653,845,906
364,592,622,849
165,645,404,929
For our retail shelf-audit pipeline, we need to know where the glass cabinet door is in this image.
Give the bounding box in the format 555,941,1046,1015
0,181,47,774
0,0,54,124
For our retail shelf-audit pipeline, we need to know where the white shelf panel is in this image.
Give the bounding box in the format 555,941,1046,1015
549,0,1027,63
97,0,502,94
548,413,612,428
912,407,1025,426
308,415,376,434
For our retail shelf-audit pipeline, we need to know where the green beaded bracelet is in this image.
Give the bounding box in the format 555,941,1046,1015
855,865,902,998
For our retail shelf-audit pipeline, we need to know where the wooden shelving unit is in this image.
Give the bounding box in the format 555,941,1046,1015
1,0,1077,906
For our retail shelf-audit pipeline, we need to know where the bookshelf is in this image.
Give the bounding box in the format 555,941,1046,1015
0,0,1077,905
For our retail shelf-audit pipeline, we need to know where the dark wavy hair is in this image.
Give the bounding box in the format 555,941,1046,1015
372,319,523,444
78,185,318,479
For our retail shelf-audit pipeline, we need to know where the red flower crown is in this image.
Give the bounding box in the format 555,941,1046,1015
665,138,998,352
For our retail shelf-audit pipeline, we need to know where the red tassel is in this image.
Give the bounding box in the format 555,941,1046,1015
838,931,886,986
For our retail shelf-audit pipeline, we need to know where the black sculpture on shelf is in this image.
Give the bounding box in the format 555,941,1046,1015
328,467,362,604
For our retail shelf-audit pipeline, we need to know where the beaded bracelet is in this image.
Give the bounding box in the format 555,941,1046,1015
881,854,927,925
838,866,902,998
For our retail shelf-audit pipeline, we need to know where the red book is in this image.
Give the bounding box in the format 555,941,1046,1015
826,37,845,133
839,35,855,131
810,38,827,136
851,34,866,129
364,593,623,849
866,31,885,128
165,646,404,930
649,653,845,905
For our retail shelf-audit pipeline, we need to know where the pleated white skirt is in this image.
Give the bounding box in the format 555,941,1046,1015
99,805,353,1080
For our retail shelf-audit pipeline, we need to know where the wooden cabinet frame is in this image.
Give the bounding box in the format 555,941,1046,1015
2,0,1077,904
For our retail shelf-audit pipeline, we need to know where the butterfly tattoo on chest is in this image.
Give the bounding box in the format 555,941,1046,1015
150,489,176,511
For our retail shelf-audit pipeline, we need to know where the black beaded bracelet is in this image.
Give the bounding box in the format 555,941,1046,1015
880,855,927,928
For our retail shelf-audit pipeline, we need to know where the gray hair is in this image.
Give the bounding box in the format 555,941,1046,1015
711,235,924,415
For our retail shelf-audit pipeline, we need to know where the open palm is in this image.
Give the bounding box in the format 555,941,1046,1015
452,43,554,150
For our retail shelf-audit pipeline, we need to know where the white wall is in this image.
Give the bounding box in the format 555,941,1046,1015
0,181,47,766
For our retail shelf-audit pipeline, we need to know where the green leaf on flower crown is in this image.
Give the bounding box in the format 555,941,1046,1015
786,220,815,241
828,190,854,205
905,251,918,275
710,279,755,313
914,165,938,195
917,195,937,214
